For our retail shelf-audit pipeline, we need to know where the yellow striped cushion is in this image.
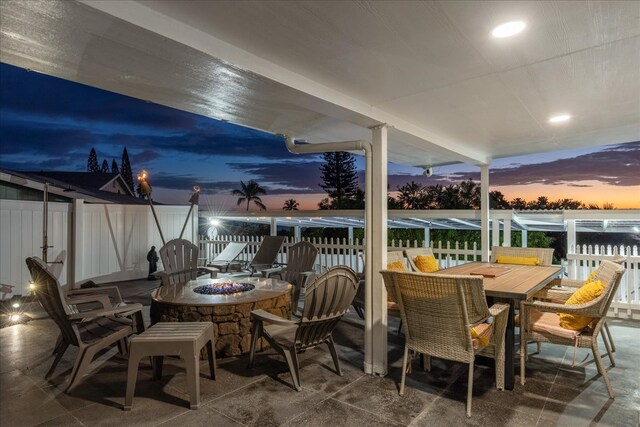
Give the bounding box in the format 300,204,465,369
558,280,605,330
414,255,440,273
387,260,407,271
496,255,540,266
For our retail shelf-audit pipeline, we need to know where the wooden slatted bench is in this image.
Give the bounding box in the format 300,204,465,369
124,322,216,410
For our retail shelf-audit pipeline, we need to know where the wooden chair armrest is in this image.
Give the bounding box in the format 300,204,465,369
198,266,218,278
65,294,113,310
66,285,124,304
261,266,284,278
250,309,296,326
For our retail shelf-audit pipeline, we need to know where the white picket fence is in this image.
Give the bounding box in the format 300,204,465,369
200,235,640,319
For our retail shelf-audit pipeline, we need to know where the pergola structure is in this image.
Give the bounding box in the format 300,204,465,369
1,1,638,376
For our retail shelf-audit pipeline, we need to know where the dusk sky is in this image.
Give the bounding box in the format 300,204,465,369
1,62,639,210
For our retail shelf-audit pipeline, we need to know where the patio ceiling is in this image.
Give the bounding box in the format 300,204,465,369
1,1,639,167
203,209,640,234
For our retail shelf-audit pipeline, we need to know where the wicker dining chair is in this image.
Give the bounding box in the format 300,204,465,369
403,247,439,272
519,260,625,398
380,270,509,417
248,266,359,391
490,246,554,266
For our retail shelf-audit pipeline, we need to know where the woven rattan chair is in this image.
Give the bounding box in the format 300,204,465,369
380,270,509,417
26,257,145,392
490,246,554,266
519,260,625,398
248,266,359,391
158,239,217,286
403,247,438,272
262,241,318,314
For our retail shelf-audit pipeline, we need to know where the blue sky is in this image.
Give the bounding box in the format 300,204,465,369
1,62,638,209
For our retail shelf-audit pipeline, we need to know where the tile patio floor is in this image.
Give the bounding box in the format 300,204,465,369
1,279,638,426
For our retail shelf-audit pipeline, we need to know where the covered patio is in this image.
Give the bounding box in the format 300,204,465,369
1,1,639,425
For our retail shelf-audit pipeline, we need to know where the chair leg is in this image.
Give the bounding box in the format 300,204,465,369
604,321,616,352
66,346,96,392
353,306,364,319
466,362,474,418
46,342,69,379
206,339,216,380
184,349,201,409
326,336,342,376
601,328,615,367
124,347,142,411
117,339,128,356
399,344,409,396
592,341,615,399
248,321,263,368
535,342,541,355
283,348,301,391
397,319,403,335
520,335,527,386
51,333,63,355
152,356,164,380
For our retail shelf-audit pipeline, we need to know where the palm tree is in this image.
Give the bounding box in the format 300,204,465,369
397,181,426,209
283,199,299,210
232,180,267,211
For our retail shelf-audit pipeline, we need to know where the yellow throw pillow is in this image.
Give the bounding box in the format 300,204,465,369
495,255,540,266
585,270,597,284
558,280,605,330
387,260,408,271
414,255,440,273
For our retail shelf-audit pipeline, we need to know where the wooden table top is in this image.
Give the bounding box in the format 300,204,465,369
434,262,563,300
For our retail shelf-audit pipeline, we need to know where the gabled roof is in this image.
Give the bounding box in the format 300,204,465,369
1,170,150,205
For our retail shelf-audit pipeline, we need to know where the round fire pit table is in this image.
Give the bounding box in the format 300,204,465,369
150,277,292,358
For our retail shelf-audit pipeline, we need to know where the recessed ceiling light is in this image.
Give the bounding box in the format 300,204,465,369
548,114,572,123
492,21,526,38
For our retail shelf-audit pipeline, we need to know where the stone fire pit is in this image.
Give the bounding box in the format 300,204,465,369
150,277,291,358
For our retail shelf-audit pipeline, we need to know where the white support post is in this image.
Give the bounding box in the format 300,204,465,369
522,229,528,247
348,226,354,244
492,219,501,248
270,217,277,236
424,227,430,247
294,226,301,242
567,219,577,279
71,198,85,287
503,216,511,247
366,125,388,376
480,165,490,261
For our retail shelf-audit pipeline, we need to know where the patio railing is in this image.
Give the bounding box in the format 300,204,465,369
200,235,639,318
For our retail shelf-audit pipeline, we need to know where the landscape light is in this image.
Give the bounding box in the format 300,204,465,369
492,21,526,38
28,282,36,291
10,314,21,322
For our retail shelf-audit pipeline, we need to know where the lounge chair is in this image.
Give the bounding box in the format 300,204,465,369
248,266,359,391
239,235,286,277
157,238,217,286
207,242,247,272
25,257,145,392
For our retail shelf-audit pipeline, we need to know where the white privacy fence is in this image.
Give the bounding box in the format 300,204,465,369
0,199,196,297
201,235,640,318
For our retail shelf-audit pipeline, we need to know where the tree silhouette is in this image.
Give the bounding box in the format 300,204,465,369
319,152,359,209
282,199,299,210
111,159,120,174
100,159,109,173
397,181,427,209
120,147,134,193
232,180,267,211
87,148,99,172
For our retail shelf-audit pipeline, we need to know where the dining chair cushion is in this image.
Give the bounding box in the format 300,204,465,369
413,255,440,273
558,280,605,330
387,260,408,271
495,255,540,266
470,322,493,350
520,309,582,340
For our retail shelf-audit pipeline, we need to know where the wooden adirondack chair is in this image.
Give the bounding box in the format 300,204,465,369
157,239,217,286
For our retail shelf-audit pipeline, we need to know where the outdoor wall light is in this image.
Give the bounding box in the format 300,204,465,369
210,219,220,226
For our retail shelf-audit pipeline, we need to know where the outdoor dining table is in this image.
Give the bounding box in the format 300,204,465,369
434,261,563,390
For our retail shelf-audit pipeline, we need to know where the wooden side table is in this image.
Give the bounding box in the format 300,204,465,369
124,322,216,410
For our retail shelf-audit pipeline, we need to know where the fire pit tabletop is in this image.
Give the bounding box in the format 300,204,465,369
151,276,292,306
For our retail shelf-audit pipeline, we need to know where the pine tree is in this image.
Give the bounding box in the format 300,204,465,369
100,159,109,173
121,147,134,193
111,159,120,174
87,148,100,173
318,152,359,209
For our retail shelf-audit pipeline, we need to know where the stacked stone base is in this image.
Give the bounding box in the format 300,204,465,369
150,293,291,358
